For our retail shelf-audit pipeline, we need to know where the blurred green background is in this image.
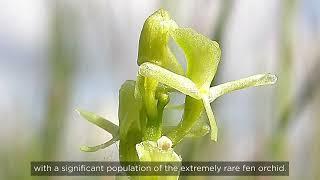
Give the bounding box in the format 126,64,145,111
0,0,319,179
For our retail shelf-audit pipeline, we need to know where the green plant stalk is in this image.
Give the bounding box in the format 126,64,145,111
42,2,76,161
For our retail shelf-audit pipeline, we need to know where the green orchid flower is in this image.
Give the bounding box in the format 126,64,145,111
137,10,276,144
76,8,277,179
138,64,277,144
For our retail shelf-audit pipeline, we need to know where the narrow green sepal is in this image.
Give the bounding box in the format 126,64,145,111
202,96,218,141
209,73,278,102
76,109,119,137
80,138,119,152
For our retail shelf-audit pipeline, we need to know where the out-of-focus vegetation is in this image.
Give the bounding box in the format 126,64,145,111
0,0,319,179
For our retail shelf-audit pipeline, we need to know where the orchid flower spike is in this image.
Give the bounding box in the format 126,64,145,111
138,9,277,144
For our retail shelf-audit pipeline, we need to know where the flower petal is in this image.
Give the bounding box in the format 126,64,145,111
76,109,119,137
202,96,218,141
138,9,183,75
171,28,221,90
139,62,201,100
80,138,118,152
209,73,277,102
